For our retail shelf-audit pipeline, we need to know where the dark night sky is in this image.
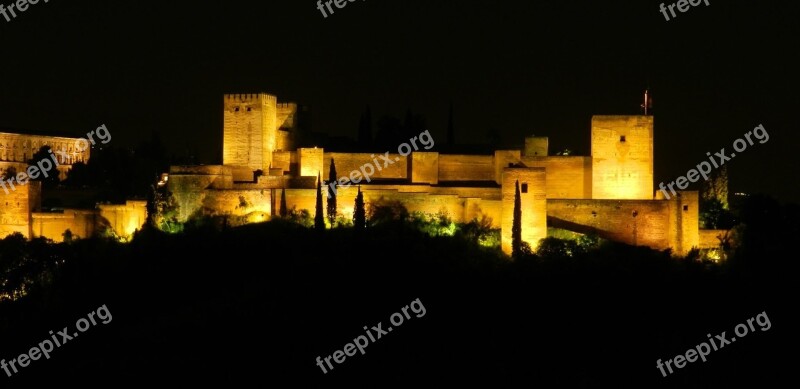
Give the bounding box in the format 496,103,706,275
0,0,797,201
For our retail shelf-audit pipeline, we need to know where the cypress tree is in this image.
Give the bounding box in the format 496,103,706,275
447,102,455,147
354,186,366,231
315,173,325,230
280,187,287,218
327,158,338,226
358,105,373,148
512,179,522,258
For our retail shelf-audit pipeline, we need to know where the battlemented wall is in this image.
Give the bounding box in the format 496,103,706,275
591,115,653,200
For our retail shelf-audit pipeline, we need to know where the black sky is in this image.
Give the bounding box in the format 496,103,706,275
0,0,797,201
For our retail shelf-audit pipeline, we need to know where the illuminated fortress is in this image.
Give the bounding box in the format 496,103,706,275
168,93,723,255
0,131,146,241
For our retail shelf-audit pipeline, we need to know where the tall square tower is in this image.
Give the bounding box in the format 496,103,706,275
222,93,278,171
591,115,654,199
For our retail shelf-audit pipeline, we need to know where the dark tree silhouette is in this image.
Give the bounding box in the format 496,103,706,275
64,162,91,187
327,158,338,226
280,187,288,218
358,105,372,149
447,102,455,146
315,173,325,230
403,109,426,141
374,115,403,150
2,166,17,181
512,179,522,258
28,146,60,188
353,186,366,231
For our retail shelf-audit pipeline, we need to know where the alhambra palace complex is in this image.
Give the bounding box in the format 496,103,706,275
1,92,725,255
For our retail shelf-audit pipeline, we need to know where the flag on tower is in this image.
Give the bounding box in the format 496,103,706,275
641,89,653,115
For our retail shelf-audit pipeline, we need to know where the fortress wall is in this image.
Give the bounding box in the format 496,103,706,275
326,186,464,221
98,201,148,239
169,165,234,189
521,156,592,199
230,166,256,182
409,152,439,184
169,175,212,222
299,148,324,178
276,129,293,152
676,191,699,254
332,184,500,200
438,155,495,182
281,188,316,216
323,152,409,181
494,151,522,185
261,96,278,169
170,165,228,176
201,189,272,218
430,187,501,200
276,102,298,130
168,166,237,221
32,210,97,242
501,168,547,255
524,136,549,157
546,199,672,251
272,151,292,174
277,185,499,226
365,190,464,219
0,162,31,181
253,175,286,190
464,198,502,227
699,229,732,249
0,182,40,239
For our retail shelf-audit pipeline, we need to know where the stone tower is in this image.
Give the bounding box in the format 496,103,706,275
222,93,278,172
591,115,654,200
501,167,547,255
